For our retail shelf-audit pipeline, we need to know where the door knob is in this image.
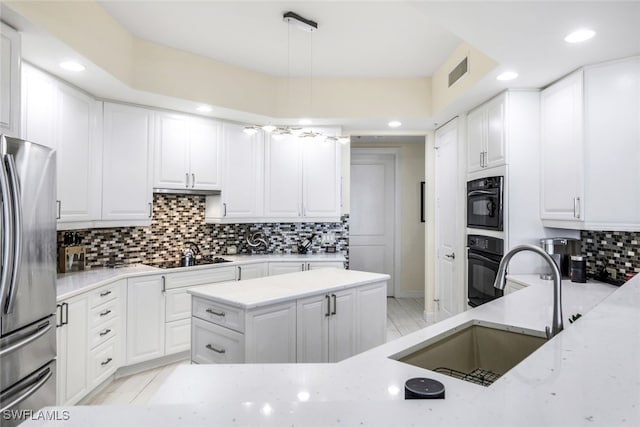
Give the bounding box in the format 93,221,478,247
445,253,455,259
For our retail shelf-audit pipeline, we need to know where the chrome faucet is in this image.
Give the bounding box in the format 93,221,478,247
493,244,563,339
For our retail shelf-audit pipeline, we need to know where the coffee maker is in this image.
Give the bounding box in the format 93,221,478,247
539,238,581,279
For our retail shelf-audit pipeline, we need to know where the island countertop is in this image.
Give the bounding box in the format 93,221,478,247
188,268,390,309
22,274,639,426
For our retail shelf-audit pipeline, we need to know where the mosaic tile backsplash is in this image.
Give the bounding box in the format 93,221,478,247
57,194,349,269
581,230,640,279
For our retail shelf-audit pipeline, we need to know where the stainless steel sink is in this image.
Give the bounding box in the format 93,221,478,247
390,320,547,386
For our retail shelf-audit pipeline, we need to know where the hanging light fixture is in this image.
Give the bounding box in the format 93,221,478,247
242,12,349,143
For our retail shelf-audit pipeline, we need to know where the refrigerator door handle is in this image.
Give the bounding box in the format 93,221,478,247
0,321,52,357
0,365,52,412
0,153,14,312
4,154,22,314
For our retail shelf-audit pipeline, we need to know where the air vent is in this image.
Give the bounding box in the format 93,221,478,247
448,57,468,87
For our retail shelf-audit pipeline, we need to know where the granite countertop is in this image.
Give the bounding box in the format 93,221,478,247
55,253,346,300
35,273,639,426
189,269,390,309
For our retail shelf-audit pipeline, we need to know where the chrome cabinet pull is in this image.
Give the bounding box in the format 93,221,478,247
223,203,227,217
237,266,242,281
62,302,68,326
148,202,153,218
331,294,337,315
325,294,331,317
192,173,196,188
573,197,581,219
185,172,189,188
99,309,111,317
101,358,113,366
445,253,455,260
99,328,112,337
99,290,112,297
56,200,61,219
161,275,166,293
206,308,226,317
206,344,226,354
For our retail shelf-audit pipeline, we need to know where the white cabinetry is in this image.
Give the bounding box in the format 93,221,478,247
467,94,506,172
237,263,267,280
540,57,640,230
56,294,89,405
354,282,387,353
205,123,264,222
268,260,345,276
126,275,165,364
21,63,102,227
1,22,20,137
154,112,221,191
264,133,341,222
102,103,154,224
244,302,297,362
296,288,356,363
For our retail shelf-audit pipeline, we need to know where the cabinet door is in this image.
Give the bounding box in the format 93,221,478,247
58,295,89,405
189,118,221,190
466,106,485,172
355,282,387,354
237,263,267,280
155,113,189,189
264,134,302,218
126,276,165,364
302,140,341,219
540,70,584,221
296,294,330,362
221,123,264,218
21,63,57,148
1,23,20,137
245,301,297,363
485,95,506,168
268,262,305,276
102,103,153,222
307,261,345,270
165,318,191,355
328,289,356,362
56,84,102,223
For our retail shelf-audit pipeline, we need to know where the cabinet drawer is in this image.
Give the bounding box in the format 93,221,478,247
88,317,119,350
165,288,191,322
88,337,118,388
164,266,236,290
88,299,119,329
192,297,244,333
191,317,244,364
88,282,121,308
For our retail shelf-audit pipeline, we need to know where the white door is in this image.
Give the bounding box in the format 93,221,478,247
350,152,395,295
485,95,506,168
222,124,264,218
466,107,484,172
435,120,460,320
59,295,89,405
155,113,189,189
126,276,165,364
102,103,153,221
302,140,341,218
328,289,356,362
189,118,221,190
264,134,302,218
296,294,330,362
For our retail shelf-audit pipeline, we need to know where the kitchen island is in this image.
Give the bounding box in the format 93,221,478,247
188,268,389,364
22,274,639,426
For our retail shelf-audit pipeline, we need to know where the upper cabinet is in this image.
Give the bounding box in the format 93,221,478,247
205,123,264,222
540,57,640,230
467,93,506,172
21,63,102,227
154,112,221,191
264,132,341,222
1,22,21,137
102,103,154,224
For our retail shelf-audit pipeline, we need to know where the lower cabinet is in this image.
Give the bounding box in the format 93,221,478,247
268,262,305,276
191,280,386,365
126,275,165,365
237,263,268,280
56,294,89,405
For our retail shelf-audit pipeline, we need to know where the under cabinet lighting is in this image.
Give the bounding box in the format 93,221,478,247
564,29,596,43
59,61,85,72
243,126,259,135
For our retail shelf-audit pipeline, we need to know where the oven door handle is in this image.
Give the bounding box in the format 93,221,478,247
467,251,501,266
467,190,495,197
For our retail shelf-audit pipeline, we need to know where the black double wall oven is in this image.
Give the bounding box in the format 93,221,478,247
466,175,505,307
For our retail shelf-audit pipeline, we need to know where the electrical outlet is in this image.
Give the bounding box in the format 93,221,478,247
606,267,617,279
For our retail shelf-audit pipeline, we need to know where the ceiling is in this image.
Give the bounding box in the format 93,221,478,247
4,1,640,132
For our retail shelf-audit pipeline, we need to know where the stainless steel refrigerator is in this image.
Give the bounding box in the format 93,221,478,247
0,135,57,425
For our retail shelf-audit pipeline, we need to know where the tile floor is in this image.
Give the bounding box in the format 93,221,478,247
87,297,427,406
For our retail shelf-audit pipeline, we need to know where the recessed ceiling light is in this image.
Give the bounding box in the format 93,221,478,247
564,29,596,43
196,105,212,113
59,61,85,72
496,71,519,81
388,121,402,128
262,124,276,132
298,118,312,125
